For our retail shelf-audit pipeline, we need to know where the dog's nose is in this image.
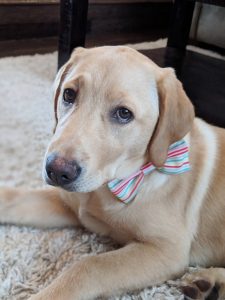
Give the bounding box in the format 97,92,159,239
45,154,81,186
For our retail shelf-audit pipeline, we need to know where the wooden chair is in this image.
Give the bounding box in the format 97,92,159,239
58,0,88,68
165,0,225,76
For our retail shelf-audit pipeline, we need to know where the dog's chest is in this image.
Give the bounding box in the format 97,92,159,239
77,188,175,244
77,191,137,243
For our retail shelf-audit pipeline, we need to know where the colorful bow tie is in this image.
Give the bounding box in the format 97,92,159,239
108,139,190,204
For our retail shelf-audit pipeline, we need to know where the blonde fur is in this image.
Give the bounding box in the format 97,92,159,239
1,46,225,300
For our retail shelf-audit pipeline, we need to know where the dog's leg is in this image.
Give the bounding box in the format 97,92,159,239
0,187,79,228
29,241,188,300
180,267,225,300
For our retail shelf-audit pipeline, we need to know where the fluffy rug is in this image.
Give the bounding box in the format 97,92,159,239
0,39,221,300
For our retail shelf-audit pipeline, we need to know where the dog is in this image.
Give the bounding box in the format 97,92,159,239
1,46,225,300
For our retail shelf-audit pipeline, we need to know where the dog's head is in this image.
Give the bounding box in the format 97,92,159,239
43,46,194,192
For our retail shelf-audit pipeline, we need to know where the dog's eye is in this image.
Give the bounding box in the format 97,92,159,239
63,88,76,104
112,107,134,124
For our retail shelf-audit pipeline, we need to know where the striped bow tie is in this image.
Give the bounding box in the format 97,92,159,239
108,139,190,204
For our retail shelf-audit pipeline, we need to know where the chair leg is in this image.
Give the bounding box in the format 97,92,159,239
58,0,89,69
164,0,195,77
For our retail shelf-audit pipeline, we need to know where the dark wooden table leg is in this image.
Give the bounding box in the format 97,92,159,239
164,0,195,77
58,0,89,69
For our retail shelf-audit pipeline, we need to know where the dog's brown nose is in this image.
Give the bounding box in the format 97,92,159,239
45,154,81,187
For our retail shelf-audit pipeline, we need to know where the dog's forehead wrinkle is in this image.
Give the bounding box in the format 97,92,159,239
70,46,162,79
66,51,160,107
73,49,144,79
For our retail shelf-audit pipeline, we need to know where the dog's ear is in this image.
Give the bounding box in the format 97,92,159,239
53,47,86,132
148,68,195,167
53,62,72,132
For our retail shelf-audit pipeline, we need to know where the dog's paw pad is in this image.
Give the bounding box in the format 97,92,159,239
194,279,212,292
181,285,199,299
205,285,219,300
180,273,219,300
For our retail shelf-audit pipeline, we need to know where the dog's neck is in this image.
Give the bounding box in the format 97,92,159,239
107,139,190,204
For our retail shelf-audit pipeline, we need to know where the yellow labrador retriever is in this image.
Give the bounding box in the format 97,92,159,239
1,46,225,300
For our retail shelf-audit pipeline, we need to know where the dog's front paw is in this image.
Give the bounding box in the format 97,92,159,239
29,294,45,300
29,293,52,300
179,268,225,300
28,286,66,300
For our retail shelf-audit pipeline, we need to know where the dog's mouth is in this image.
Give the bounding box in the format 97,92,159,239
43,167,106,193
44,175,80,192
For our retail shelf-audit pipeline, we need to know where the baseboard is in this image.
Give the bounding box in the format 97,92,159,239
0,2,171,41
0,0,171,4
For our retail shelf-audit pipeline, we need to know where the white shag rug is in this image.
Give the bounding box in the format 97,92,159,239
0,39,222,300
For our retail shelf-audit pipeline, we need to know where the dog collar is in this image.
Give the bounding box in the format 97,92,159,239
108,139,190,204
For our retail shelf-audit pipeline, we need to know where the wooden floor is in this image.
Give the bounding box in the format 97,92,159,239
0,2,171,57
0,29,166,58
0,37,58,57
